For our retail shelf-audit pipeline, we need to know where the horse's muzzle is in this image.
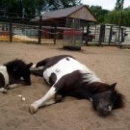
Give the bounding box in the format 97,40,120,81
97,105,112,117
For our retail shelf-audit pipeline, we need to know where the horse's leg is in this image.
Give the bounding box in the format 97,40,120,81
37,94,63,106
23,74,31,85
8,84,20,89
31,58,50,69
0,88,7,93
43,99,55,106
29,86,56,114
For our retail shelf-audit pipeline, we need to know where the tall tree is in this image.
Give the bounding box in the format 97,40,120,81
88,5,109,23
0,0,46,18
115,0,124,10
44,0,81,11
0,0,81,19
105,9,130,27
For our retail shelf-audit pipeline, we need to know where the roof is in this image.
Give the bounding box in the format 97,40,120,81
31,5,97,22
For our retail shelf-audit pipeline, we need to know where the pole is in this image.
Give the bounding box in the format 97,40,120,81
38,15,42,44
9,17,12,43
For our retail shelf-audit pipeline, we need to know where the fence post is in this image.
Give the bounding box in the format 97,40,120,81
38,15,42,44
118,26,121,44
85,23,90,45
108,25,113,45
99,25,102,45
82,26,84,44
54,24,57,45
9,17,12,43
121,27,124,42
99,24,105,45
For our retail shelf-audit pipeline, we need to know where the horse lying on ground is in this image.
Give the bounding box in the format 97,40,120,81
0,59,32,93
30,55,124,117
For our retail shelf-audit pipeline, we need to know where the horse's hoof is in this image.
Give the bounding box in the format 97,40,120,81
30,64,36,69
0,88,8,94
2,89,8,94
29,105,38,114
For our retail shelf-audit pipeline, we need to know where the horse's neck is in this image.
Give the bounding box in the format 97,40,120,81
86,82,109,95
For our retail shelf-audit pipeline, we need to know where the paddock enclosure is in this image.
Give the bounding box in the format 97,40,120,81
1,21,130,47
0,42,130,130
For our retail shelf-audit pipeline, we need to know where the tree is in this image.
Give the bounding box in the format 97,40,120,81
115,0,124,10
105,9,130,27
43,0,81,11
0,0,46,18
104,0,130,27
0,0,81,19
88,5,109,23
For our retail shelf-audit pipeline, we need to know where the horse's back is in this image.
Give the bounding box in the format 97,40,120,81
43,56,89,85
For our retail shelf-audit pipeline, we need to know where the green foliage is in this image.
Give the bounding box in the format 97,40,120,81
0,0,46,18
105,9,130,27
115,0,124,10
88,5,109,23
87,3,130,27
0,0,81,18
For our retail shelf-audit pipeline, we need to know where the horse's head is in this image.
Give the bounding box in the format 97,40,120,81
91,83,124,117
5,60,33,85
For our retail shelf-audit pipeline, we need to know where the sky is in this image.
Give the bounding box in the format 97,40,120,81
81,0,130,10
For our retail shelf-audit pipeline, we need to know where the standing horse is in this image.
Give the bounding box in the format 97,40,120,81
30,55,124,117
0,59,32,93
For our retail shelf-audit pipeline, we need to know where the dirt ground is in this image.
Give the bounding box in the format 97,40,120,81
0,42,130,130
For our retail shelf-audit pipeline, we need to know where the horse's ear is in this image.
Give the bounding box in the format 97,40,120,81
27,63,33,68
110,83,117,90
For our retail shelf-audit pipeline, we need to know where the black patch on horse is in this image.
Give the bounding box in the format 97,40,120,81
0,73,5,88
49,73,57,85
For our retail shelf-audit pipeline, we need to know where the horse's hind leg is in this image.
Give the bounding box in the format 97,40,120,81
31,58,50,69
29,86,57,114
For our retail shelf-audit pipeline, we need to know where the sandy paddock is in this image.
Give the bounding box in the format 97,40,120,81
0,42,130,130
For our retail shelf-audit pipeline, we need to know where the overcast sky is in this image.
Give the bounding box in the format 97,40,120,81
81,0,130,10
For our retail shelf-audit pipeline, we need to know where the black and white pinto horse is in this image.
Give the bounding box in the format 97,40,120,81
0,59,32,93
30,55,124,117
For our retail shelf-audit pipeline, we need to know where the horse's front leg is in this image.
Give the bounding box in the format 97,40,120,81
7,84,20,89
29,86,56,114
0,88,7,93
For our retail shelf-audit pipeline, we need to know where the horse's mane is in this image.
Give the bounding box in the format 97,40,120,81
113,91,125,109
87,82,112,94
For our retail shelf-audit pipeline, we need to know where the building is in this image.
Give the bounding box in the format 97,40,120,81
31,5,97,44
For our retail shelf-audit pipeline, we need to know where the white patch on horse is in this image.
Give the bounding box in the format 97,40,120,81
29,86,56,114
81,71,101,84
31,64,36,69
8,84,19,89
55,69,60,73
43,57,88,84
0,65,9,86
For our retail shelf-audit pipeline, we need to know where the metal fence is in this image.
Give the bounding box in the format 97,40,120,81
86,24,130,46
0,18,130,47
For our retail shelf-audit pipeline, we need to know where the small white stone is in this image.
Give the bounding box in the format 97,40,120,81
18,95,22,97
21,97,26,101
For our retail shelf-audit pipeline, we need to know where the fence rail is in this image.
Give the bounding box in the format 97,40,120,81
0,18,130,47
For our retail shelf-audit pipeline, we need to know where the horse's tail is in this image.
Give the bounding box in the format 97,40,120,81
30,69,43,77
